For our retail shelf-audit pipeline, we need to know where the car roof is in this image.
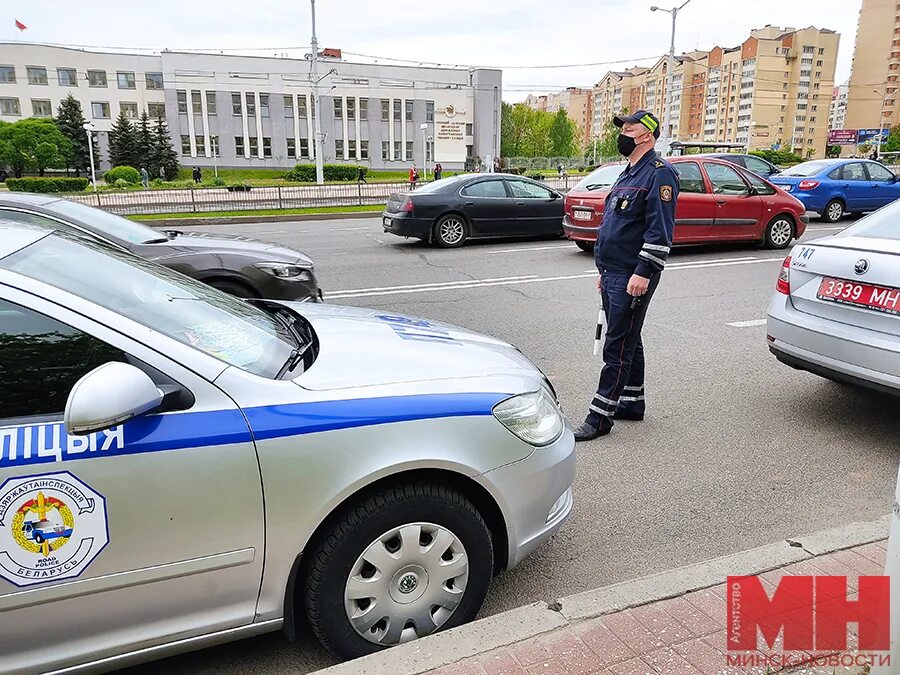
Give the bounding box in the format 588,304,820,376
0,219,53,259
0,192,63,207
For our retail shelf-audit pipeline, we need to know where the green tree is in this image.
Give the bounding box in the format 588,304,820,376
0,118,71,177
108,111,137,168
54,94,97,177
34,142,64,176
593,107,629,162
134,111,154,171
148,117,179,180
825,144,842,158
549,110,577,157
882,124,900,152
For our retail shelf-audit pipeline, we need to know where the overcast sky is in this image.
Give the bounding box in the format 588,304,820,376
6,0,861,102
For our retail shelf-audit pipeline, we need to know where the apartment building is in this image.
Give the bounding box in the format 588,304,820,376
524,87,594,146
844,0,900,134
0,43,502,171
590,26,840,158
830,83,849,130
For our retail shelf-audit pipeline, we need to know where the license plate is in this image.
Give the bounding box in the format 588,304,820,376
817,277,900,316
383,217,391,227
572,209,592,221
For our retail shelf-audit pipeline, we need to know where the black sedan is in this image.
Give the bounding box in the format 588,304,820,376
382,173,565,247
0,193,322,302
704,153,781,178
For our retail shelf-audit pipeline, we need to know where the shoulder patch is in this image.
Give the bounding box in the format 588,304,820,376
659,185,673,202
655,160,665,168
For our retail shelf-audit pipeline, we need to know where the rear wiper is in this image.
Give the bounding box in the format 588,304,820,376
583,183,611,191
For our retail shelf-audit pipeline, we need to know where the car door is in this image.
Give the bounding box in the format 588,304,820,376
703,161,764,240
459,178,516,236
0,285,265,674
506,178,564,235
671,160,715,243
836,162,872,211
864,161,900,209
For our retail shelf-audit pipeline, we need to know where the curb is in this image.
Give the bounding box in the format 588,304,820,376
314,515,890,675
137,211,382,228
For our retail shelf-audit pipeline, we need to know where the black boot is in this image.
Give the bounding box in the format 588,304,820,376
572,421,609,442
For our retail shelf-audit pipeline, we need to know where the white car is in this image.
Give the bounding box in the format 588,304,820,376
767,201,900,393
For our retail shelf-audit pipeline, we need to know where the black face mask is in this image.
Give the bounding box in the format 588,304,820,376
617,133,640,157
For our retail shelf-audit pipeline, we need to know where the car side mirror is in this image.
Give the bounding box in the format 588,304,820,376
550,192,560,200
770,168,781,176
65,362,164,435
893,174,900,183
746,186,758,197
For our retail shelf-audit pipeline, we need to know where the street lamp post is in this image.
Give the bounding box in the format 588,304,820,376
82,121,97,192
310,0,325,185
874,88,890,159
420,123,428,181
651,0,693,155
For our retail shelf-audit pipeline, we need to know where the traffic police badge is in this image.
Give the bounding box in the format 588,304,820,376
659,185,673,202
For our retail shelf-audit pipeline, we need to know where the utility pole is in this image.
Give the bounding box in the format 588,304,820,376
310,0,324,185
651,0,693,156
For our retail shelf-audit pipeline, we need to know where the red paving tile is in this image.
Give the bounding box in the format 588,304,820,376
854,542,887,567
641,647,703,674
829,548,887,577
654,596,724,638
682,590,728,626
510,641,554,668
541,634,603,675
674,636,729,673
601,610,664,654
478,649,528,675
523,659,570,675
434,658,489,675
606,656,657,675
629,603,695,647
578,619,638,668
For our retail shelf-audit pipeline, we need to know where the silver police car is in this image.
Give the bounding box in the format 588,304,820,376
0,219,575,673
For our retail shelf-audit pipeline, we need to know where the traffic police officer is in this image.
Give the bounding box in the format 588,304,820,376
574,110,679,441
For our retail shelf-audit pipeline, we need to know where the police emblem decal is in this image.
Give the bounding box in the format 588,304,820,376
0,471,109,587
660,185,673,202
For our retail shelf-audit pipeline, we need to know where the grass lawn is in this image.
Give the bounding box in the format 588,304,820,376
130,204,385,221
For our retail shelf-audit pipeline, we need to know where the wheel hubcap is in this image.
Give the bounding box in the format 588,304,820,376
771,220,792,246
344,522,469,646
829,204,842,220
440,219,464,244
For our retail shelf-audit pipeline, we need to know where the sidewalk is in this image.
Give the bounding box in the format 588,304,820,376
317,516,890,675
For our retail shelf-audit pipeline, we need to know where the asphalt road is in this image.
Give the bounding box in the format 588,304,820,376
122,216,899,674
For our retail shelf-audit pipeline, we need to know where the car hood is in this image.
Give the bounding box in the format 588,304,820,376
284,302,541,390
148,230,312,265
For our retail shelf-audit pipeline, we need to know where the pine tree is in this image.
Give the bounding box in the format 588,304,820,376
54,94,98,177
108,111,137,168
134,111,154,172
149,117,180,180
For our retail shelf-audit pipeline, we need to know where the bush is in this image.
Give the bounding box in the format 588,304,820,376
507,167,526,175
104,166,141,185
113,178,130,188
285,163,367,182
528,173,546,181
6,177,90,193
212,176,227,186
749,149,803,167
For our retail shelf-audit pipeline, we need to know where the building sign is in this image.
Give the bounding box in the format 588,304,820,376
828,129,858,145
433,94,469,163
751,131,770,138
857,128,889,144
436,120,466,141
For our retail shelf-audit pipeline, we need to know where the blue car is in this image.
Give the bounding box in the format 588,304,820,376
22,519,73,544
769,159,900,223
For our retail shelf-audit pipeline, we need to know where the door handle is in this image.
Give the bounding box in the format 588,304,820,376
516,202,525,206
716,199,727,205
464,201,475,206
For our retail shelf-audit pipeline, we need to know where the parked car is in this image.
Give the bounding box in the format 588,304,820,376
382,173,564,247
767,198,900,394
563,156,808,252
0,218,574,671
704,153,781,178
0,193,322,301
768,159,900,223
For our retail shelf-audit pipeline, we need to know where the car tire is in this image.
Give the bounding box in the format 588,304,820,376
207,279,257,298
763,215,795,249
433,215,468,248
821,199,844,223
303,482,493,659
33,533,44,544
575,240,594,253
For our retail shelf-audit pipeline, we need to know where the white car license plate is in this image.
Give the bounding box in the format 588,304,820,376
573,209,592,221
383,217,391,227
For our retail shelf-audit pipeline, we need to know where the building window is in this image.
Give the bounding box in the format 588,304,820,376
229,93,240,116
466,144,474,157
347,98,356,121
405,100,413,121
284,95,294,117
816,72,822,78
260,94,270,117
91,101,110,119
177,90,188,114
382,99,390,121
235,136,245,155
206,92,217,115
192,91,202,115
393,99,401,119
426,100,434,122
0,66,14,84
348,139,357,159
360,140,369,160
263,137,272,158
287,138,296,159
298,96,308,118
818,47,825,55
120,102,138,119
146,72,164,90
299,138,309,158
31,99,52,117
58,68,78,87
210,136,219,156
117,72,136,90
394,140,401,158
249,137,259,155
465,123,473,136
426,140,433,161
335,139,344,156
181,135,191,155
360,98,368,120
816,60,823,67
382,140,389,160
26,66,47,85
195,135,206,155
406,140,413,157
245,93,256,116
334,98,343,119
86,70,106,87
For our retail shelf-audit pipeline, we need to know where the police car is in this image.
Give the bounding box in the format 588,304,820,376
0,219,575,672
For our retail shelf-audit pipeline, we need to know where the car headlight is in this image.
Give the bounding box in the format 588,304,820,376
492,388,565,447
254,262,312,280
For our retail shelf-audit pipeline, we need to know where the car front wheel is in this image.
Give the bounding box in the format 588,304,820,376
763,215,794,249
821,199,844,223
303,483,493,659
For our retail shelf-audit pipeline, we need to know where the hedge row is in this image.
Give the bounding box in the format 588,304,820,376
285,164,367,182
104,166,141,185
6,177,90,193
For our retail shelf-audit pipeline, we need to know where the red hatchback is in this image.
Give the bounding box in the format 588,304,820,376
563,156,808,252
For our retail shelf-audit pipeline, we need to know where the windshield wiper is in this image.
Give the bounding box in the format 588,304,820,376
271,308,313,378
142,237,170,244
583,183,611,191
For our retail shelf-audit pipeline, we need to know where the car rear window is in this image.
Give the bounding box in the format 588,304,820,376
837,202,900,241
780,161,835,177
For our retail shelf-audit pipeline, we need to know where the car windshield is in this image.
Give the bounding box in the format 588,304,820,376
1,228,295,377
412,175,467,194
573,164,625,190
45,198,167,244
836,201,900,241
779,161,835,177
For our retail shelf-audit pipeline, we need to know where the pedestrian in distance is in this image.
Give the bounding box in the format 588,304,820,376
434,163,443,180
357,166,367,183
140,167,150,190
409,165,419,190
557,162,564,176
193,167,202,184
573,110,679,442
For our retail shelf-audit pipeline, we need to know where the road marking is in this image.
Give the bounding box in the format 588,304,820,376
806,226,845,232
488,244,576,254
726,319,768,328
329,256,783,300
338,226,370,231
